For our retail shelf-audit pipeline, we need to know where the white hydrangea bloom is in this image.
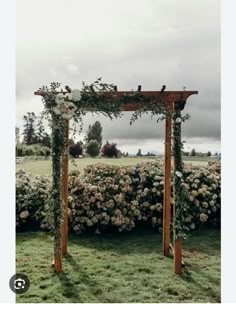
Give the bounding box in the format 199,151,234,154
52,107,61,115
190,223,195,229
175,117,182,123
71,89,81,102
175,171,183,178
65,93,73,101
53,100,77,119
55,93,65,105
61,112,74,120
19,210,29,219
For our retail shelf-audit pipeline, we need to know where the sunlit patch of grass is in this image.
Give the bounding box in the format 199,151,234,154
16,229,220,303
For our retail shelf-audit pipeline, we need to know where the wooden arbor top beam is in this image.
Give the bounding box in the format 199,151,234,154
34,90,198,111
115,91,198,111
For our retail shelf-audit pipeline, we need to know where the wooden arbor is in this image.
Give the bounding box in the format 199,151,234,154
35,87,198,275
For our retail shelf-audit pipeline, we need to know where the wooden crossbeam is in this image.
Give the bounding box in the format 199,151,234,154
34,90,198,112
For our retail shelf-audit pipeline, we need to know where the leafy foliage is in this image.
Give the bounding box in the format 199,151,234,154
16,144,51,157
85,121,103,145
86,140,100,157
22,112,37,145
136,149,142,156
69,141,83,158
101,141,120,158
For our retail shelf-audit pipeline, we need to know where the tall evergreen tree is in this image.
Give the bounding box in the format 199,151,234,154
85,121,103,145
22,112,37,145
35,117,51,147
15,127,20,144
136,148,142,156
190,148,196,156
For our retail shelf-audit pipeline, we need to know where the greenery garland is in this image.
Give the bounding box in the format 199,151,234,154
51,116,63,255
37,79,191,253
172,109,191,239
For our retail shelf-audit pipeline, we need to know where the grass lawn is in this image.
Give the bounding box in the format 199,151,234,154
16,156,209,176
16,229,220,303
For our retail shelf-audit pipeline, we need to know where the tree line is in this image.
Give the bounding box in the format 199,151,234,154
16,115,121,158
16,114,217,158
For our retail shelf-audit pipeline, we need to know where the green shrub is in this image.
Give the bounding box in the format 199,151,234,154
68,160,221,234
86,140,100,157
16,169,51,231
16,161,221,234
15,144,51,157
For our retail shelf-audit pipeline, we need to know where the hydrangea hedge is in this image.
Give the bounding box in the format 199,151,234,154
16,160,221,234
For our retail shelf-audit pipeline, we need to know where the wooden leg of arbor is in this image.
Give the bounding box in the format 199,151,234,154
61,120,69,256
54,250,62,272
162,101,173,256
174,238,182,275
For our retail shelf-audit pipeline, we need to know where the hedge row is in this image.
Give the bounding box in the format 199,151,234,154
16,160,221,234
16,144,51,157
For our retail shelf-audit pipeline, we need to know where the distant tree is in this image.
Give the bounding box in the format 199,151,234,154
85,121,103,146
86,139,100,157
22,112,37,145
35,117,51,147
125,152,129,157
190,148,196,156
101,141,120,158
15,127,20,144
136,149,142,156
69,141,83,158
207,151,212,157
215,152,218,156
145,152,156,156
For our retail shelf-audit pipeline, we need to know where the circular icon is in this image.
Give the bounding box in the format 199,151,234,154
9,273,30,294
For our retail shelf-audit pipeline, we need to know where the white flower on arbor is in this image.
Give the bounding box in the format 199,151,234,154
53,99,77,120
55,93,65,105
65,93,73,101
175,117,182,123
61,113,74,120
175,171,183,178
52,106,61,115
71,89,81,102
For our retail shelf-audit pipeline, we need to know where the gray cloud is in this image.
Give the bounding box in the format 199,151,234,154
16,0,220,152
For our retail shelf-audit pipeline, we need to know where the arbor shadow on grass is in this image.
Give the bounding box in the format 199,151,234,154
55,271,82,303
64,253,104,302
68,230,220,257
181,268,220,302
68,230,163,255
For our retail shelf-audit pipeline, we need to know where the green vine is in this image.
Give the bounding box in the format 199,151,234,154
172,106,191,239
51,115,64,255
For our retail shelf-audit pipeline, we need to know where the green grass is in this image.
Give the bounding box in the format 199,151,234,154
16,229,220,303
16,156,209,176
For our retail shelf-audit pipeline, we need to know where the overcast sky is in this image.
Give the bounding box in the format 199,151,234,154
16,0,220,154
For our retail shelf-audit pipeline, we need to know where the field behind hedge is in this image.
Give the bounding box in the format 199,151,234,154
16,156,209,176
